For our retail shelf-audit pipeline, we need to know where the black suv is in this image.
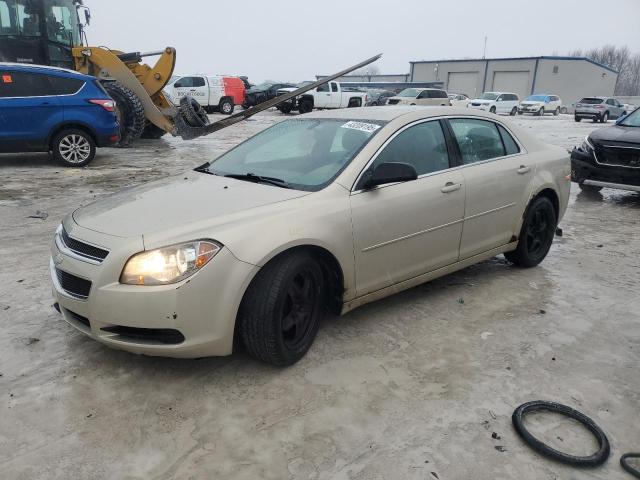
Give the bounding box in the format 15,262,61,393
571,107,640,193
242,82,295,108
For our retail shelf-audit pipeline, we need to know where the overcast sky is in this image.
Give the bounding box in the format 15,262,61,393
88,0,640,83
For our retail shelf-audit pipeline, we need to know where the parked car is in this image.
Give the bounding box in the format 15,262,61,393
448,93,471,108
243,81,295,108
386,88,450,106
518,95,562,116
51,106,570,365
0,63,120,167
276,81,368,114
574,97,627,123
366,89,396,106
469,92,520,115
163,75,245,115
274,81,314,113
571,107,640,193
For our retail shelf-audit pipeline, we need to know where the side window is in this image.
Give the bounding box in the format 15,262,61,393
606,99,615,106
370,121,450,176
330,82,338,92
48,75,84,94
192,77,205,87
436,90,448,98
0,71,52,97
496,95,504,102
317,83,329,92
174,77,193,88
449,118,506,164
497,125,521,155
417,90,428,99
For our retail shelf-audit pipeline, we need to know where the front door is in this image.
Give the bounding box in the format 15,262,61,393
350,119,465,296
173,76,208,105
447,117,534,259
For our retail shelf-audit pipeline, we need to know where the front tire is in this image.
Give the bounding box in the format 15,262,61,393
298,99,313,114
51,128,96,167
575,116,581,122
554,107,560,116
537,107,545,116
510,107,517,116
219,98,234,115
490,106,497,114
238,252,325,366
505,196,557,268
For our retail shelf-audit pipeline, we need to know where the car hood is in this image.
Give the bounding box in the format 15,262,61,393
72,172,309,239
590,125,640,146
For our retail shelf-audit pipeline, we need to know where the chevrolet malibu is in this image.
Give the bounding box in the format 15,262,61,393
51,107,570,365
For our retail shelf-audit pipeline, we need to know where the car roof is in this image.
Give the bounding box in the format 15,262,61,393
0,62,92,79
303,106,497,122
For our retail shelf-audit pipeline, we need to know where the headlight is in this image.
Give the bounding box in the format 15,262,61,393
581,136,594,153
120,240,221,285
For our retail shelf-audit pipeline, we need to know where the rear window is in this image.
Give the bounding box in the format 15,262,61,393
48,75,84,95
580,98,603,104
0,71,52,97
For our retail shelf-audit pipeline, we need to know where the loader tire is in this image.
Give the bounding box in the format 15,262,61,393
180,97,210,128
102,81,145,147
140,122,166,139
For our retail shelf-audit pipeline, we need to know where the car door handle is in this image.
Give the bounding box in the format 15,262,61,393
441,182,462,193
517,165,531,174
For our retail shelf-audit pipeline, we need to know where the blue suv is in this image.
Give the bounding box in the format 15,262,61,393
0,63,120,167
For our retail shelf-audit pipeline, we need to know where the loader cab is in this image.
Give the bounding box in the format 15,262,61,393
0,0,85,69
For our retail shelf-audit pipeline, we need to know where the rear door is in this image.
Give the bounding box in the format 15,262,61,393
0,70,61,152
207,76,224,105
447,117,534,259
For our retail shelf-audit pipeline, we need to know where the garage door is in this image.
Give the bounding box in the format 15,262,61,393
491,71,531,100
447,72,479,97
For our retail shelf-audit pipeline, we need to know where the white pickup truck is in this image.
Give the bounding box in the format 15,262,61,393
276,81,368,114
163,75,245,115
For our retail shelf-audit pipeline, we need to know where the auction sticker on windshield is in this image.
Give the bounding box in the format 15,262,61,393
341,121,381,133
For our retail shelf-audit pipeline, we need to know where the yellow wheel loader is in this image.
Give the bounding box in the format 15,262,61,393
0,0,379,144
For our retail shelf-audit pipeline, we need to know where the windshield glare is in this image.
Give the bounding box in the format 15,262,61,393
620,108,640,127
526,95,548,101
397,88,421,98
206,119,385,191
480,92,499,100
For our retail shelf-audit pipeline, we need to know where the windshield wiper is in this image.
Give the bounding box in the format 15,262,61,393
224,173,292,189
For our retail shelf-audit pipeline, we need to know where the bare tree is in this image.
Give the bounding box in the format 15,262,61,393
568,45,640,95
350,65,381,80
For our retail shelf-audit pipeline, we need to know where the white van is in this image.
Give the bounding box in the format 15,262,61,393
163,75,245,114
469,92,520,115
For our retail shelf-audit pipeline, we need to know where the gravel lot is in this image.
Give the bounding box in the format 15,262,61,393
0,111,638,479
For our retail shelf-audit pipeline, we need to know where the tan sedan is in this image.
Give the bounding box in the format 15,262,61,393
51,107,570,365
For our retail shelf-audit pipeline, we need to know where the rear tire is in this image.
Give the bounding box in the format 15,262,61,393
219,98,234,115
238,252,325,366
279,103,293,114
510,107,517,116
51,128,96,167
140,122,166,139
505,196,557,268
600,112,609,123
102,81,145,147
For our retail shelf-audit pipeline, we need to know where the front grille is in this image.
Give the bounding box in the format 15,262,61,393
387,99,400,105
60,228,109,262
471,103,481,106
595,145,640,168
55,268,92,299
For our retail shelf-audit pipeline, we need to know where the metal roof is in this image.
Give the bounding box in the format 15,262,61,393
409,56,619,74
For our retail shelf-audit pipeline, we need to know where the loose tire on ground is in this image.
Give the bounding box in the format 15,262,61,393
505,196,557,267
140,122,166,139
238,251,325,366
102,81,145,147
512,401,611,467
180,97,210,128
51,128,96,167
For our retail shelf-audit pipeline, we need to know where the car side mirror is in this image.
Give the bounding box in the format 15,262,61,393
362,162,418,189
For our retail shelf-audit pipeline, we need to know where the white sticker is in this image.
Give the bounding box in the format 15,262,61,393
341,121,381,133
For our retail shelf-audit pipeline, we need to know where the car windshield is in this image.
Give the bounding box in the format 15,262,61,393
579,98,603,104
525,95,548,101
396,88,422,98
204,119,386,191
619,108,640,127
480,92,499,100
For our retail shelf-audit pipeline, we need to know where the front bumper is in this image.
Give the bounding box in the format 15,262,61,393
575,109,603,119
518,105,542,113
571,147,640,189
50,220,259,358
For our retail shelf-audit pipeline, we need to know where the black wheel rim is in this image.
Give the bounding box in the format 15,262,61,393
525,206,554,258
280,269,318,350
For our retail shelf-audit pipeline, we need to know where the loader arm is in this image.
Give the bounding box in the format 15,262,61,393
72,46,177,134
175,54,383,140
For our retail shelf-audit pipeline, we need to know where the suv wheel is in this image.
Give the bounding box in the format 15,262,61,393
219,98,234,115
600,112,609,123
510,107,517,116
52,129,96,167
554,107,560,116
238,252,325,366
537,107,545,116
505,196,557,268
575,116,581,122
579,183,603,193
490,106,497,114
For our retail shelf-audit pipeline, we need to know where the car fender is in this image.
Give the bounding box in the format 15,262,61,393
46,119,99,147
